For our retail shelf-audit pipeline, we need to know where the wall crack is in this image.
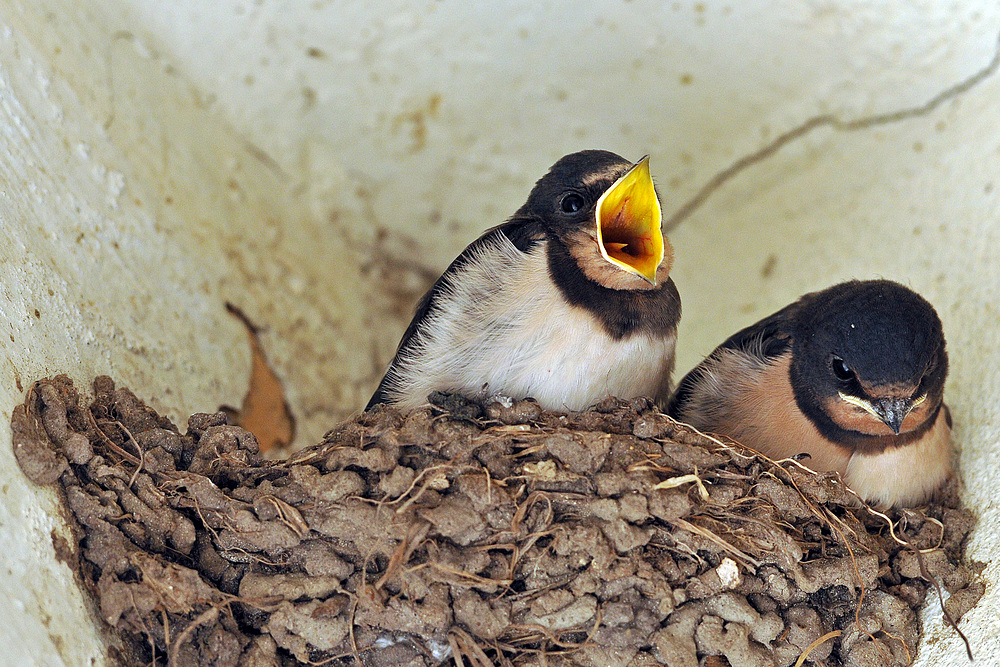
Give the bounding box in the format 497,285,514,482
665,30,1000,232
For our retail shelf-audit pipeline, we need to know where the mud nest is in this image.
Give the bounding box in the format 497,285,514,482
12,376,984,667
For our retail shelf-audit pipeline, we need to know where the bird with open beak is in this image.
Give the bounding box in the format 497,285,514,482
367,150,681,413
669,279,952,507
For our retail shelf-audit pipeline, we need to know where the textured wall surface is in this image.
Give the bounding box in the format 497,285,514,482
0,1,997,664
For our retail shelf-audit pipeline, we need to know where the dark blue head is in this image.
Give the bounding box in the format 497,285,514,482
790,280,947,439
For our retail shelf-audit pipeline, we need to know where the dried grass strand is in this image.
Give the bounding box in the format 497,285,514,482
793,629,842,667
915,547,974,661
672,517,760,569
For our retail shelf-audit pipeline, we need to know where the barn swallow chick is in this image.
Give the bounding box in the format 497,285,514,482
668,279,951,507
368,150,681,413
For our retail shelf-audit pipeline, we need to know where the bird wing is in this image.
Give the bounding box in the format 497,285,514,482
365,217,545,410
668,297,805,418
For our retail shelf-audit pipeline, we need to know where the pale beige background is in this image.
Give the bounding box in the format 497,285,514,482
1,1,997,664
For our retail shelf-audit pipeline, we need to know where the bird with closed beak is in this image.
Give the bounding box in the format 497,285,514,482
668,279,951,507
368,150,681,413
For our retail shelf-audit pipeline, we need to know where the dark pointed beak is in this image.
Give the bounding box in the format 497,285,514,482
873,397,911,435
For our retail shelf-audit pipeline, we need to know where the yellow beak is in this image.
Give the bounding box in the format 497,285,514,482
594,156,664,285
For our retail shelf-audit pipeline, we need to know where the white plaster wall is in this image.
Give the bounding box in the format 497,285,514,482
0,1,997,665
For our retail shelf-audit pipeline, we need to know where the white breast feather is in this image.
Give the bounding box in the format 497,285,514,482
845,410,952,507
383,234,676,412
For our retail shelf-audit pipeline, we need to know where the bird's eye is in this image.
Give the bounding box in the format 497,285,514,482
831,357,854,381
560,193,585,214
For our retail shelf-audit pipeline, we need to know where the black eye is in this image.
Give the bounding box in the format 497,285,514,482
560,193,585,214
831,357,854,381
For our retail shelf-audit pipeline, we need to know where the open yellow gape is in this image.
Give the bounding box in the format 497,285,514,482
595,156,664,284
